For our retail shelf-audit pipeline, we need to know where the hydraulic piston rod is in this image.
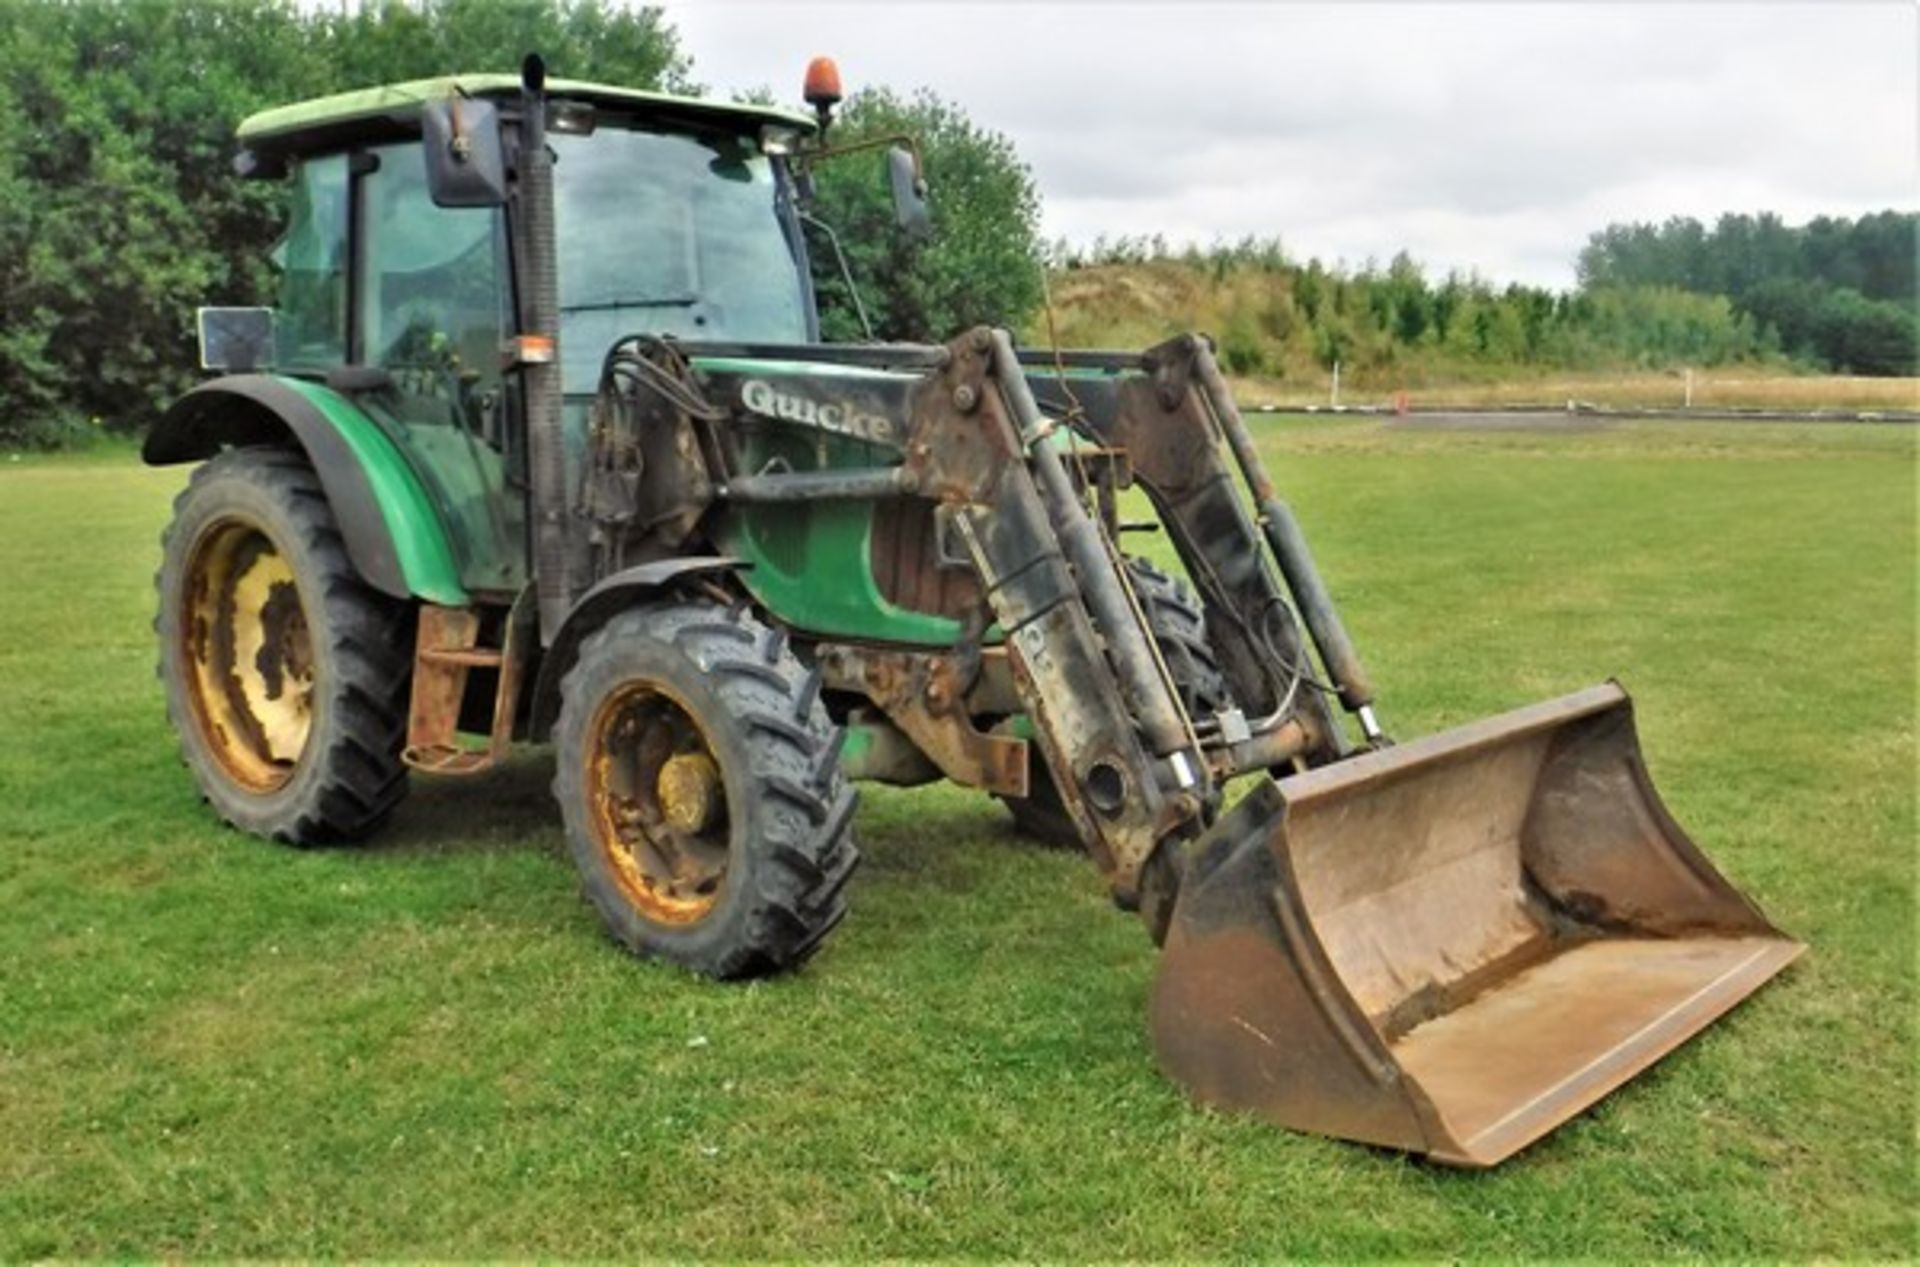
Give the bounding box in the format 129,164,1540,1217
1189,340,1378,724
989,331,1195,768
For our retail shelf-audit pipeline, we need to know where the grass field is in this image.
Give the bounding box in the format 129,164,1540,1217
1,418,1913,1258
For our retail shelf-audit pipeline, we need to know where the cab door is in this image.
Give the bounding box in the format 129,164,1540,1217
351,140,525,597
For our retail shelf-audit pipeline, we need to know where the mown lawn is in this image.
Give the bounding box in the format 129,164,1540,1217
0,418,1912,1258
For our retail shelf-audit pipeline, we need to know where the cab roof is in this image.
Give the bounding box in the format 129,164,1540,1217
237,74,815,153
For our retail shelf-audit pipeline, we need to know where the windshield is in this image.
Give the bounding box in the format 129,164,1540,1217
553,123,809,393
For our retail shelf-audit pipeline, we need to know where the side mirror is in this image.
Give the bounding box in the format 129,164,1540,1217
888,145,931,239
232,147,287,182
197,307,275,372
422,95,508,208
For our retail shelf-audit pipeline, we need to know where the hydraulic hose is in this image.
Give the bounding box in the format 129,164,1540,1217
988,331,1193,765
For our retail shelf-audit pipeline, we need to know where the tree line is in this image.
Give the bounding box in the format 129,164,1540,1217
1577,212,1917,376
1040,237,1777,388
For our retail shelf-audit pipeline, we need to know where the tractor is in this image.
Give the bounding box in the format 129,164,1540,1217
147,56,1800,1166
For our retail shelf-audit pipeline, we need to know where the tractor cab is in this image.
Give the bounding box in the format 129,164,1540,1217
209,69,926,603
233,72,826,362
214,74,833,597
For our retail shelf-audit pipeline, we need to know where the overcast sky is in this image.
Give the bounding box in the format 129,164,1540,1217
671,1,1919,289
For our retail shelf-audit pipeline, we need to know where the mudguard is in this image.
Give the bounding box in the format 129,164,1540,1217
525,557,744,740
145,374,467,606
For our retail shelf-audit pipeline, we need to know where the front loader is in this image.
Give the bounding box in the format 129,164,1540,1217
147,56,1800,1166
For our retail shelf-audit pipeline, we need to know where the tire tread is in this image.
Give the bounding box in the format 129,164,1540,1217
554,599,860,979
155,446,413,845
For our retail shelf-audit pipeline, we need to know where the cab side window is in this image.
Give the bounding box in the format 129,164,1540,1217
358,142,510,421
273,154,348,369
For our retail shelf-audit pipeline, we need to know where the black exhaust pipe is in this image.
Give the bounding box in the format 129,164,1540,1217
516,54,573,644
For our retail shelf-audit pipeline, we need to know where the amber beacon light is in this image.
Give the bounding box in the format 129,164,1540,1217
803,55,842,130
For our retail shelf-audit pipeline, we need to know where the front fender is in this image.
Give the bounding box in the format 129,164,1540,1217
146,375,467,605
525,557,743,741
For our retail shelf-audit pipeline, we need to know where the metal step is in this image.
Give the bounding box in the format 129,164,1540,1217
419,647,505,669
404,603,527,778
402,741,497,776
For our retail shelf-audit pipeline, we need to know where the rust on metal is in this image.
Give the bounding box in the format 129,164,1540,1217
1150,683,1802,1166
404,604,483,771
656,751,722,834
893,328,1203,902
1208,717,1310,781
404,594,533,775
818,645,1029,798
584,677,732,925
180,515,316,790
871,496,982,621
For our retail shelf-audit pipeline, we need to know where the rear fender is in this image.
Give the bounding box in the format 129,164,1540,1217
145,374,467,606
525,557,744,741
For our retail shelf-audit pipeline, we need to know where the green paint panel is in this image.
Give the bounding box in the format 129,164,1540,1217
276,377,469,606
375,415,526,596
720,417,960,647
728,500,962,646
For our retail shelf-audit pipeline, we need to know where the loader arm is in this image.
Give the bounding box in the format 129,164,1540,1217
1026,336,1361,767
894,328,1212,907
1016,341,1803,1166
727,328,1802,1166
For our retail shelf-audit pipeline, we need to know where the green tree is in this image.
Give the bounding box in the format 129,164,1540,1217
803,87,1043,343
0,0,332,442
324,0,689,95
0,0,685,446
1218,311,1266,376
1577,208,1918,374
1814,288,1918,375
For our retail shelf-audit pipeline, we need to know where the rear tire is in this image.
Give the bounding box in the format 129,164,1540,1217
1128,557,1231,722
553,599,859,979
998,557,1230,848
155,447,413,843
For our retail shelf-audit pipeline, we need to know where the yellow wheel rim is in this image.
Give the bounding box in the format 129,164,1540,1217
585,681,731,925
180,516,316,792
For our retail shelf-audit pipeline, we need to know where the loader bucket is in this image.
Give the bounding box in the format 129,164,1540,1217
1150,683,1801,1167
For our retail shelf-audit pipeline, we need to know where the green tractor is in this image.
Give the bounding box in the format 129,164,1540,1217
149,57,1800,1166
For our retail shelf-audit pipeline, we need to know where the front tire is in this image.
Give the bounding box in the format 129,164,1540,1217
553,599,859,979
155,447,413,843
